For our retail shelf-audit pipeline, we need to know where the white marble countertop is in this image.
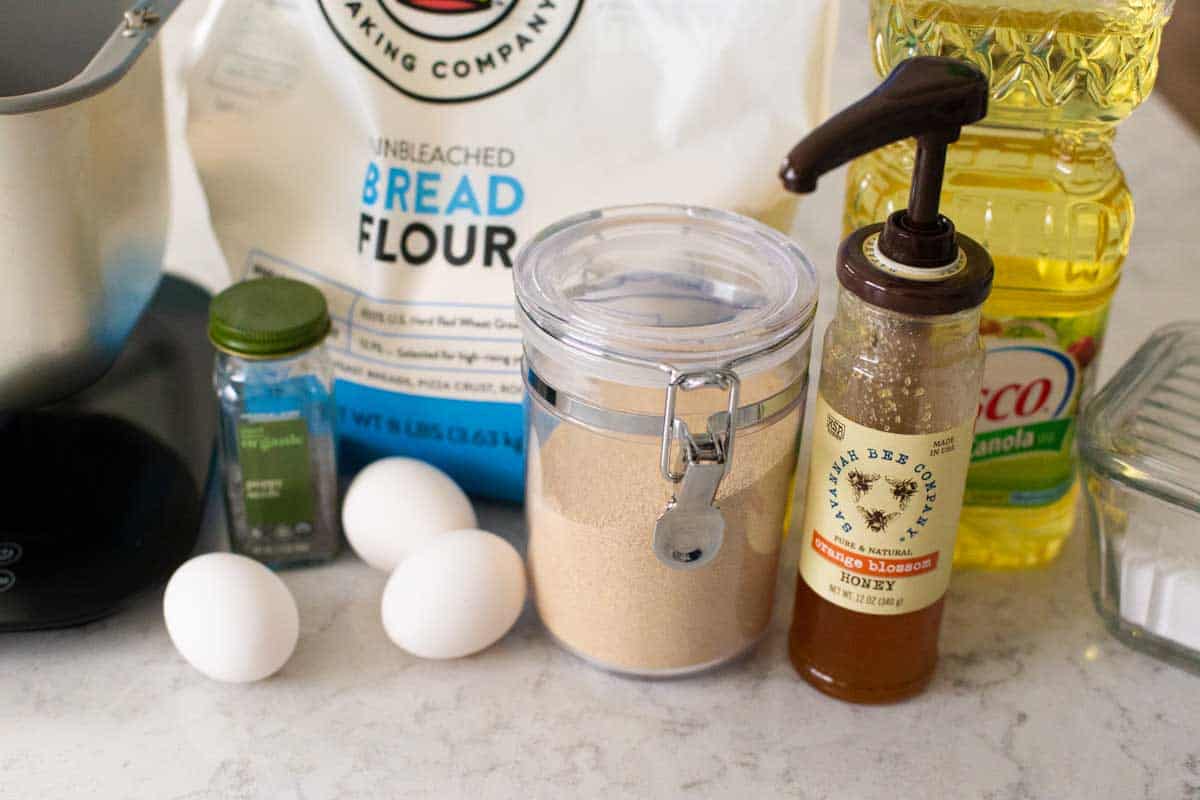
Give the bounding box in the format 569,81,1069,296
5,3,1200,799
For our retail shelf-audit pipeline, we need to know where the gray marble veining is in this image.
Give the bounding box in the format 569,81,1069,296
6,508,1200,799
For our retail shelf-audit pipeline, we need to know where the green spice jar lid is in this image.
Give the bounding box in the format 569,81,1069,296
209,277,331,357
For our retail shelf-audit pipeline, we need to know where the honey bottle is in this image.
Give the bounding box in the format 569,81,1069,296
780,57,993,703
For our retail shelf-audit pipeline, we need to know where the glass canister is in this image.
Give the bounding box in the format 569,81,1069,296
1082,323,1200,673
514,204,818,677
210,277,341,569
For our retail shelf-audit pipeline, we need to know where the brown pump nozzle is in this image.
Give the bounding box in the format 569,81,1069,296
781,57,989,267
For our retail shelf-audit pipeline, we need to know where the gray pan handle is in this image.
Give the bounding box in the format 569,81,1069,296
0,0,182,114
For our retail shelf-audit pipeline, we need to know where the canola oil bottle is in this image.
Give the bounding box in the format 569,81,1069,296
844,0,1175,568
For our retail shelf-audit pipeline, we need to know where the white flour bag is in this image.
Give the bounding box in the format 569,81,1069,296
187,0,838,501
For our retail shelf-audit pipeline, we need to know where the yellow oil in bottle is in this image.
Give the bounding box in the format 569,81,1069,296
846,0,1171,568
869,0,1172,131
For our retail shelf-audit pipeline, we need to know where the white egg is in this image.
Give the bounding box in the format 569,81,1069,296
381,529,526,659
163,553,299,683
342,457,477,572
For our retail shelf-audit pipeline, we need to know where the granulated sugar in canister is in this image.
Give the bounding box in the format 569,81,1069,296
525,403,802,674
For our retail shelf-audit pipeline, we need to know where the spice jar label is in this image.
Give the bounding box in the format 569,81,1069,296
798,395,975,616
236,417,317,534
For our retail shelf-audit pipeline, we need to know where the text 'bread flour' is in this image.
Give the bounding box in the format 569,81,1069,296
187,0,838,500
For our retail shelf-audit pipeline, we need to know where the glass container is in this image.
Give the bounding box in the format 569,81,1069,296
211,278,341,568
1082,323,1200,673
515,204,818,677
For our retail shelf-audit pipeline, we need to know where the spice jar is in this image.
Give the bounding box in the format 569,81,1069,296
210,277,341,568
515,204,818,676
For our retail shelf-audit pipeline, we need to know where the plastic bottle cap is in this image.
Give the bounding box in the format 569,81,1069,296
779,56,995,315
838,225,993,316
209,277,331,357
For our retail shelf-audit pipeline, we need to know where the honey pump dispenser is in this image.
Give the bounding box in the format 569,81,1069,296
780,57,994,703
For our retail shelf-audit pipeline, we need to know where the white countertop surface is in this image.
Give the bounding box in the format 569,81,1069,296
5,2,1200,798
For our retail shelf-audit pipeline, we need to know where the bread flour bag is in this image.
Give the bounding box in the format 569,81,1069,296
187,0,838,502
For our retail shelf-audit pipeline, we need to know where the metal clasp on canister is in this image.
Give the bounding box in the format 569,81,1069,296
653,369,740,570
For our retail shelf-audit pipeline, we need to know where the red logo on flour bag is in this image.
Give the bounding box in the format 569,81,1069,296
318,0,583,102
398,0,493,14
975,343,1078,434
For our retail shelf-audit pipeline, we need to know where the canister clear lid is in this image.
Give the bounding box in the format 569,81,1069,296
1082,322,1200,511
514,204,817,385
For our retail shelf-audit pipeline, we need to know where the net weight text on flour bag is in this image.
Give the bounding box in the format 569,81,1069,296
187,0,838,500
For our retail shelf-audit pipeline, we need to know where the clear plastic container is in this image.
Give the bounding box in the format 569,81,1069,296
514,205,818,676
1082,322,1200,672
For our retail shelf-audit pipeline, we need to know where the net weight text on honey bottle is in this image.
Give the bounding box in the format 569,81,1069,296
827,580,905,610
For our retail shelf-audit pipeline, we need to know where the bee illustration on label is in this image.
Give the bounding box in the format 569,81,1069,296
886,477,919,509
846,470,881,501
858,506,902,533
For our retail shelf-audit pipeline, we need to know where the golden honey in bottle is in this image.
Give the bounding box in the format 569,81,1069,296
781,58,992,702
845,0,1175,568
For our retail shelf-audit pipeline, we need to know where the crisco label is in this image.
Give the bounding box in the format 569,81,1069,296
965,310,1105,507
799,395,975,616
973,342,1078,461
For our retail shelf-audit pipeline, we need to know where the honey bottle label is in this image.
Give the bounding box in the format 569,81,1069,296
798,395,975,616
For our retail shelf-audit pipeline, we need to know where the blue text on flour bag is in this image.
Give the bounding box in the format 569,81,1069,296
189,0,834,509
333,155,528,502
358,162,524,268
